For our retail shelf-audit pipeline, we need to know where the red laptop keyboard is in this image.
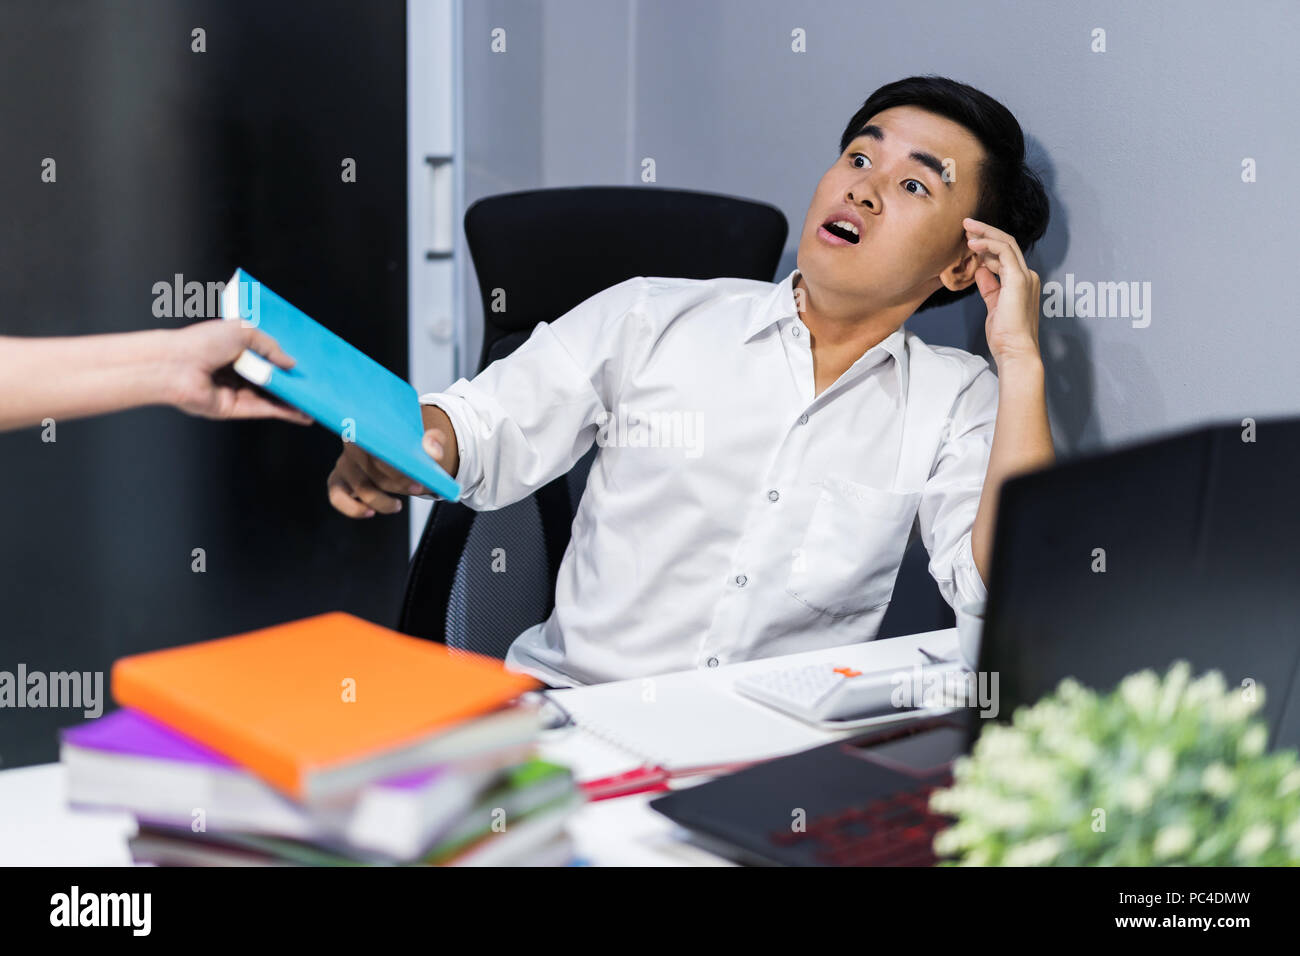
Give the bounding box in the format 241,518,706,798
766,776,954,866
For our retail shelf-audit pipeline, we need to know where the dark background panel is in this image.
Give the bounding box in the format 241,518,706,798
0,0,409,767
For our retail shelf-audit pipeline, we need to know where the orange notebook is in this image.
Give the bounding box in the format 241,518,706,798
111,612,541,803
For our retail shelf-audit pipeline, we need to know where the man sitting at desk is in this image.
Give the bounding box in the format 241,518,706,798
325,75,1056,688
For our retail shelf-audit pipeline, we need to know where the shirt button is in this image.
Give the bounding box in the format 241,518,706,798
767,489,780,502
706,657,720,668
791,325,801,337
735,574,748,587
799,413,809,425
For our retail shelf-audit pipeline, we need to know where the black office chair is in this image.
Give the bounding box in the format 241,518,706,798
397,186,788,657
876,526,957,638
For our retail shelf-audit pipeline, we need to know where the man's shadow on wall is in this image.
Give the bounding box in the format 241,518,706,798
915,136,1101,458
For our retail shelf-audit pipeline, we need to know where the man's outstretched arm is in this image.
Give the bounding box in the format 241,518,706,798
325,276,649,518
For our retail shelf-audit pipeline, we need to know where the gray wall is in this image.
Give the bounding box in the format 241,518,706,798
461,0,1300,453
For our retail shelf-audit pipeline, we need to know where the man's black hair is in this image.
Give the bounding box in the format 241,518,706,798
838,75,1051,314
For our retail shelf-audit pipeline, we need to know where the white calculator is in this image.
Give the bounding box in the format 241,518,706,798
734,659,966,725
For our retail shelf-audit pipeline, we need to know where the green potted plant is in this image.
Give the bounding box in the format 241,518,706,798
928,661,1300,865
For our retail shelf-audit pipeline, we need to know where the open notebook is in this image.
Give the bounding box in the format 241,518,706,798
543,630,966,782
549,671,926,779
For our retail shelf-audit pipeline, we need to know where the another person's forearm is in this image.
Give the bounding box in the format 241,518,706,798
970,356,1055,587
0,330,176,431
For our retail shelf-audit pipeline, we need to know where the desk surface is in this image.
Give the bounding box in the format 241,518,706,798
0,627,958,867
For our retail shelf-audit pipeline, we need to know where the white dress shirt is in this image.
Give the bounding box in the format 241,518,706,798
420,267,998,687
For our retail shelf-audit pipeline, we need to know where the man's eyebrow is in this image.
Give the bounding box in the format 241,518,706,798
848,125,952,189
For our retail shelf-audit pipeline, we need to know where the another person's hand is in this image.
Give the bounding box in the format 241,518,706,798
164,319,313,424
326,404,459,518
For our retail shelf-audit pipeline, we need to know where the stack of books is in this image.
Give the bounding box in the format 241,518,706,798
59,612,583,866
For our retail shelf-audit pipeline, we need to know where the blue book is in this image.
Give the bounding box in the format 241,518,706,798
220,268,461,502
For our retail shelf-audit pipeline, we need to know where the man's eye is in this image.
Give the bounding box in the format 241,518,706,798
852,154,928,197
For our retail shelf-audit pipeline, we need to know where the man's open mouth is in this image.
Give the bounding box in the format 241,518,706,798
820,218,860,244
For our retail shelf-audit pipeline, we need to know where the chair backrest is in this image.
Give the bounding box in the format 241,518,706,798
875,529,957,638
397,186,787,656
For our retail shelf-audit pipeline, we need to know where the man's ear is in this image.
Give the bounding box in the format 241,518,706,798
938,247,980,294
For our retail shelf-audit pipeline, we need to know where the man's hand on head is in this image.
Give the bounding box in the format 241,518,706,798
963,217,1042,371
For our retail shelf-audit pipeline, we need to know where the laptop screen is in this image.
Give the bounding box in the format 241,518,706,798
976,415,1300,751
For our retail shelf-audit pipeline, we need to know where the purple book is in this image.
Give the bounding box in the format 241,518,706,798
61,710,522,861
63,708,235,765
62,710,442,789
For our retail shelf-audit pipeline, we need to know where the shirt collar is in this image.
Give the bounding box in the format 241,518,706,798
745,267,910,396
743,266,802,342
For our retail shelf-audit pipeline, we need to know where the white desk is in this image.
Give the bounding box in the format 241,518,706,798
0,628,959,867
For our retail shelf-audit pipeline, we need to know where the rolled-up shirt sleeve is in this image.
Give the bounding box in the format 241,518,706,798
419,277,649,511
917,358,999,611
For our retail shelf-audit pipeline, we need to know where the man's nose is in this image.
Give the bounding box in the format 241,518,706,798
846,189,876,213
846,171,878,211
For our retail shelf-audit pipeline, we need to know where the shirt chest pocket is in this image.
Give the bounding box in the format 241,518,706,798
786,476,923,617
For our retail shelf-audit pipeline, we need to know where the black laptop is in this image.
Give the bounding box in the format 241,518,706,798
650,416,1300,866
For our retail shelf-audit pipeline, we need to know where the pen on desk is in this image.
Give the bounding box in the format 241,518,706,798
580,765,671,801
